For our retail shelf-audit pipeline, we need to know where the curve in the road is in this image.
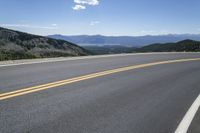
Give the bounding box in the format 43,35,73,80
0,58,200,101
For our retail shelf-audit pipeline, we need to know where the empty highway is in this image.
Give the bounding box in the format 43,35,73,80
0,53,200,133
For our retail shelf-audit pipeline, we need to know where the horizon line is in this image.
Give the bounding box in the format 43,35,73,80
1,26,200,37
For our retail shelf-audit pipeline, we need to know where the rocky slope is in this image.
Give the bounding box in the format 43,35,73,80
0,27,89,61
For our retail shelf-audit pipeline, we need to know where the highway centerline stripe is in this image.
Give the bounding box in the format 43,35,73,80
175,94,200,133
0,58,200,101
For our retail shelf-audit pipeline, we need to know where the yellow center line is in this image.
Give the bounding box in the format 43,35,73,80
0,58,200,101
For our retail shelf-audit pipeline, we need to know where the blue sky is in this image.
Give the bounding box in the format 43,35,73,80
0,0,200,36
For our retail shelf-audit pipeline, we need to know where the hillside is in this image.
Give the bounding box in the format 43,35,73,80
83,45,138,55
0,27,89,61
138,40,200,52
48,34,200,47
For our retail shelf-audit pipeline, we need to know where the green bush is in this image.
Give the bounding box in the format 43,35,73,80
0,51,37,61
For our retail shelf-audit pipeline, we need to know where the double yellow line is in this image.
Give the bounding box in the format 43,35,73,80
1,58,200,101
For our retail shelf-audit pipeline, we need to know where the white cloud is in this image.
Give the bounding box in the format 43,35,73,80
160,30,168,34
74,0,99,5
140,30,156,34
139,30,172,35
90,21,100,26
1,24,29,28
72,0,99,10
72,5,86,10
0,24,58,30
51,24,58,27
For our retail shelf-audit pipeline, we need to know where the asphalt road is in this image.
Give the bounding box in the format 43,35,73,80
0,53,200,133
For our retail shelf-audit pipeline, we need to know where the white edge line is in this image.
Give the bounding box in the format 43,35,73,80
175,94,200,133
0,52,199,68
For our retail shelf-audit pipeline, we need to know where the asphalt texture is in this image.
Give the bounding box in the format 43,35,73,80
0,53,200,133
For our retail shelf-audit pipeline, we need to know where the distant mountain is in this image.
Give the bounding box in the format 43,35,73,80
83,45,138,55
83,40,200,55
138,39,200,52
0,27,89,61
48,34,200,47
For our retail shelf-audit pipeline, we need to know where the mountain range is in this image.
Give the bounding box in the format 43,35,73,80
83,40,200,55
1,27,200,61
48,34,200,47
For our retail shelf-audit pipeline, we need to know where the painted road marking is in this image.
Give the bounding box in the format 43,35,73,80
0,58,200,101
175,94,200,133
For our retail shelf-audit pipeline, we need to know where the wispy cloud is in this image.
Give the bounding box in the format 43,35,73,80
72,0,99,11
72,5,86,10
140,30,156,34
0,24,58,30
140,30,170,35
90,21,100,26
74,0,99,5
51,24,58,27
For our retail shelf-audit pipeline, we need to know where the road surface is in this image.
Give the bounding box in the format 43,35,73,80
0,53,200,133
